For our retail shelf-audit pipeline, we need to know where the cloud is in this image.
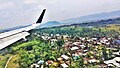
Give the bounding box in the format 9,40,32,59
0,0,120,29
23,0,38,4
0,2,15,10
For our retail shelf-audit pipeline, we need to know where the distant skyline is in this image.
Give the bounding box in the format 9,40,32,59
0,0,120,29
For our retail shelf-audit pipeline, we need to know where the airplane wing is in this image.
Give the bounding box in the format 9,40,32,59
0,9,46,50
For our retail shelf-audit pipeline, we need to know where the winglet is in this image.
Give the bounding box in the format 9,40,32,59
36,9,46,23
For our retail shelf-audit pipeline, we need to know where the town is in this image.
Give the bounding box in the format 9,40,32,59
30,32,120,68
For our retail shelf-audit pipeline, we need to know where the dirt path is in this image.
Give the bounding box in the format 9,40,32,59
5,56,13,68
5,55,19,68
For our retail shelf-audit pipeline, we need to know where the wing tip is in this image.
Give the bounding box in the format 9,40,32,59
36,9,46,23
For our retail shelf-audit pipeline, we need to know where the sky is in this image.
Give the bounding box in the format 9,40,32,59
0,0,120,29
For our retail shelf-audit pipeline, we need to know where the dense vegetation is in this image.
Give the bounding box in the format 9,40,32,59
33,25,120,38
11,38,64,68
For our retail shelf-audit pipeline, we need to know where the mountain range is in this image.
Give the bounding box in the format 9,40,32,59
61,10,120,24
38,10,120,28
1,10,120,32
37,21,61,28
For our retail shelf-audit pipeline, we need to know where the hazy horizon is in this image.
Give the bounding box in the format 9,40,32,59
0,0,120,29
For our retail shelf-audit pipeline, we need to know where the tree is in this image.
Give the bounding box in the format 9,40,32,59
74,57,84,68
102,47,108,60
55,39,65,56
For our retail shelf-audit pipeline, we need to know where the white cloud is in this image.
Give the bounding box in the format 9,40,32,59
23,0,38,4
0,2,15,10
0,0,120,29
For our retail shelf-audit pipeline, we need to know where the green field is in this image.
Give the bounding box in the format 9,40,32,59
0,54,12,68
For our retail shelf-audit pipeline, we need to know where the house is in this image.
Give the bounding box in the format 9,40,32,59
114,40,120,44
79,45,86,49
37,60,44,65
97,42,101,45
104,59,114,65
75,52,83,56
88,59,98,63
81,38,86,41
98,63,107,68
112,51,120,56
107,63,114,67
31,64,40,68
105,42,110,45
57,57,64,63
73,42,81,45
57,57,63,61
61,63,69,68
92,38,97,41
70,46,79,51
52,62,59,67
83,50,88,53
46,60,53,65
61,55,70,60
114,57,120,62
104,57,120,67
83,58,89,64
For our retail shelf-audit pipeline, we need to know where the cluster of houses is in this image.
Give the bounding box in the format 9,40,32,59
62,37,120,68
31,33,120,68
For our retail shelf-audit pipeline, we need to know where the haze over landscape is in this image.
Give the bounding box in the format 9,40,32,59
0,0,120,29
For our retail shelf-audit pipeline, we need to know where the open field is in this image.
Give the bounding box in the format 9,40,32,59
0,54,12,68
7,55,19,68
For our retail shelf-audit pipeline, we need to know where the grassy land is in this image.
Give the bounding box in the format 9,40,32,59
7,55,20,68
101,24,120,33
0,54,12,68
